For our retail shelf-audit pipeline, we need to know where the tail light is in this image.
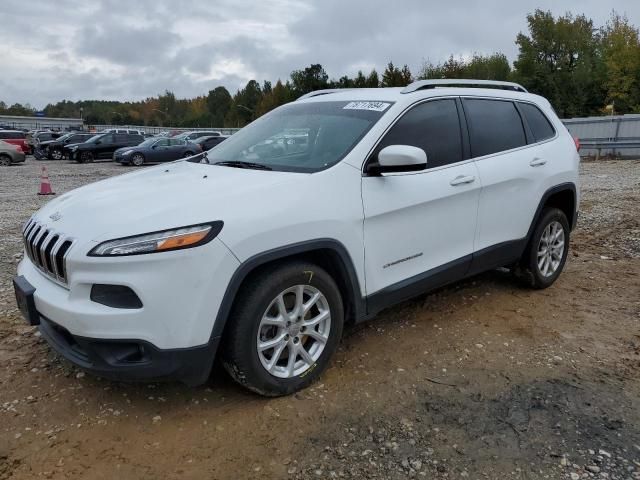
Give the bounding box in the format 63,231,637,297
573,137,580,151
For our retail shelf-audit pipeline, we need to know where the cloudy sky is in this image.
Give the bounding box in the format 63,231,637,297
1,0,638,108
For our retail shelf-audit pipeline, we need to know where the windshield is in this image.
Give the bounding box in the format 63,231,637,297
205,101,391,173
138,138,158,147
85,134,104,143
56,133,72,142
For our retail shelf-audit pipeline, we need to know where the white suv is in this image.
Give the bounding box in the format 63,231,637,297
13,80,579,396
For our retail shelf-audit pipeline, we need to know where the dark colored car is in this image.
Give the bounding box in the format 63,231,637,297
28,131,63,153
114,137,201,166
69,132,144,163
38,133,95,160
192,135,228,151
0,130,29,153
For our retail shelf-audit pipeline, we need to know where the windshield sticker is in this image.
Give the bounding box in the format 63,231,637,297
343,101,391,112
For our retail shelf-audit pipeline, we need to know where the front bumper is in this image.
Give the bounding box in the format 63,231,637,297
38,314,219,385
16,236,240,383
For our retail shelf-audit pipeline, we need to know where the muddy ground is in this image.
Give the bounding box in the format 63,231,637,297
0,158,639,479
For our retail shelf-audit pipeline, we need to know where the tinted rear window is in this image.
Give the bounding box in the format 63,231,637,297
374,99,463,169
519,102,555,142
463,99,527,157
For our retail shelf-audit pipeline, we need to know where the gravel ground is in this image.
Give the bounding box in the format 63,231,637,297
0,158,639,480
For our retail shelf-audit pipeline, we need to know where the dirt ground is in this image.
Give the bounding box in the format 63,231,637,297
0,158,639,480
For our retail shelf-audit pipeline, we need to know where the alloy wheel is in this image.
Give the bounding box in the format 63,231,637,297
537,220,565,277
256,285,331,378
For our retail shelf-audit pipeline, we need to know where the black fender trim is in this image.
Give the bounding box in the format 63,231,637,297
526,183,578,241
208,238,365,345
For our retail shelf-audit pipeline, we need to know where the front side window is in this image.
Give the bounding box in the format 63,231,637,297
463,99,527,157
155,138,170,147
372,99,463,169
519,102,555,143
205,101,391,173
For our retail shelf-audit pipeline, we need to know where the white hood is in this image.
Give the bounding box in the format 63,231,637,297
33,161,301,244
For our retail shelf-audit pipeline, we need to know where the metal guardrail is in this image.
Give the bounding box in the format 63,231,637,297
563,114,640,158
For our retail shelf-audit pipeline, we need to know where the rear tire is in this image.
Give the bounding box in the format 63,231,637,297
222,261,344,396
0,155,11,166
183,151,194,158
50,148,63,160
517,207,570,289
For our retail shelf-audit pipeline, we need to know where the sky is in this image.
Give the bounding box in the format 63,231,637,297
1,0,639,109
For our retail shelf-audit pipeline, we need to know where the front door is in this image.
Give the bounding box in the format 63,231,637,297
362,98,480,306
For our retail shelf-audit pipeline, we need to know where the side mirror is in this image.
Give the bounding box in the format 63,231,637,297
367,145,427,176
151,145,157,149
95,140,101,145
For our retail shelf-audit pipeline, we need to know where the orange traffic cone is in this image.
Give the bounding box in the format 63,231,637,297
38,166,55,196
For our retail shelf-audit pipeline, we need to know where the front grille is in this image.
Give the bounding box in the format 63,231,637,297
22,218,74,287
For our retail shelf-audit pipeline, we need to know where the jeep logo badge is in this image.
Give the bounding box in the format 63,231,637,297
49,212,62,222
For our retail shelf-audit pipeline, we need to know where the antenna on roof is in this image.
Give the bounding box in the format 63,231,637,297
401,79,528,94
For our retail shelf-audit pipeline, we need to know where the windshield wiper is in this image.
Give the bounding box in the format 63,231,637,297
214,160,272,171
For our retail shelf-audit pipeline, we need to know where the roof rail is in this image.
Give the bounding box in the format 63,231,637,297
401,79,528,94
296,89,355,101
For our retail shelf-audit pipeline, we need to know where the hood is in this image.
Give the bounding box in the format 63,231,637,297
31,161,303,247
39,139,59,147
63,142,84,149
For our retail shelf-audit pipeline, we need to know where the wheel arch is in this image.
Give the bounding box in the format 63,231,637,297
209,239,364,345
527,183,577,244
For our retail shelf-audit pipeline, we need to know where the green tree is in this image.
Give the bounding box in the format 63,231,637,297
206,86,232,126
290,64,329,95
381,62,412,87
513,9,605,117
601,12,640,113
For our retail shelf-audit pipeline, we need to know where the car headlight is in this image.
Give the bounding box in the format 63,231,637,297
88,222,223,256
122,150,134,155
71,146,78,151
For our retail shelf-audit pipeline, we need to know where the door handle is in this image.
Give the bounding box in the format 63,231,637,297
450,175,475,186
529,157,547,167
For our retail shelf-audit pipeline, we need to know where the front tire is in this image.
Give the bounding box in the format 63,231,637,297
131,153,145,166
50,148,63,160
78,151,94,163
518,207,570,289
222,261,344,396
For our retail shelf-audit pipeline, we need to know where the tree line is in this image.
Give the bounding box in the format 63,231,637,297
1,10,638,126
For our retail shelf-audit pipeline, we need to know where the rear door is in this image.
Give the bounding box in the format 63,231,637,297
463,97,555,270
362,98,480,302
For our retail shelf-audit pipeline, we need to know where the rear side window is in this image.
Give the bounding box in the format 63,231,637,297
463,99,526,157
374,99,463,169
519,102,555,142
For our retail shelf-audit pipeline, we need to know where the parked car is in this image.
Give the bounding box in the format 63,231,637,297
0,140,26,165
68,132,144,162
13,80,579,395
38,133,94,160
114,137,201,166
192,135,228,151
175,131,220,141
0,130,29,153
29,131,63,153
